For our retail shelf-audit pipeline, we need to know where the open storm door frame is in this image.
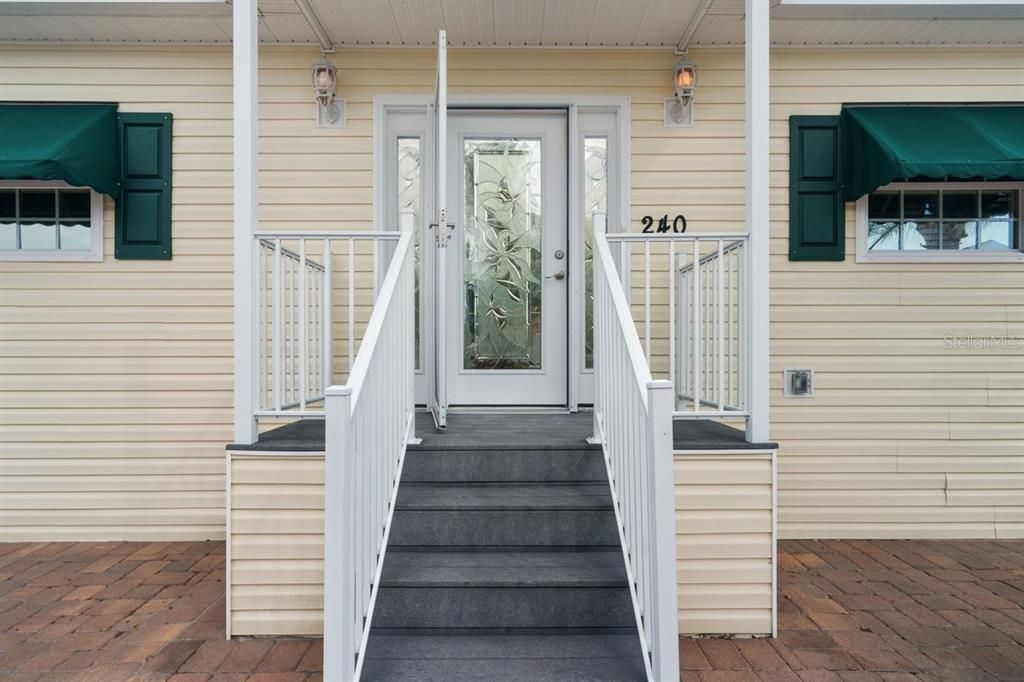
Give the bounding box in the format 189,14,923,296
429,30,449,429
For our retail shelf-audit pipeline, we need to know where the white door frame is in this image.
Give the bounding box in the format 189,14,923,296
374,94,631,411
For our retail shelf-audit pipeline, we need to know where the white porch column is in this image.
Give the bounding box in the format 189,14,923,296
233,0,259,444
745,0,770,443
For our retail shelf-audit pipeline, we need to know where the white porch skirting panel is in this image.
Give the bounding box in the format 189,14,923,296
227,448,778,638
674,450,777,637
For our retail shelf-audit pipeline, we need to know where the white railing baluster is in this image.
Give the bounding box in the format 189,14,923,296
668,241,676,396
323,238,333,394
299,240,308,411
727,246,734,408
692,239,701,414
259,243,268,408
716,239,724,412
643,239,651,360
348,238,356,376
272,239,283,412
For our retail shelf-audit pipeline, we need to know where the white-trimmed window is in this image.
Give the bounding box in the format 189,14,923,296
0,181,104,262
856,182,1023,263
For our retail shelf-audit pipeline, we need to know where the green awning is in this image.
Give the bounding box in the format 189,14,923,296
841,105,1024,201
0,103,120,197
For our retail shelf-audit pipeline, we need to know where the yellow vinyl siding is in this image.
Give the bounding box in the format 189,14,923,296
766,50,1024,540
0,48,234,541
675,452,775,636
229,454,324,637
1,45,1021,542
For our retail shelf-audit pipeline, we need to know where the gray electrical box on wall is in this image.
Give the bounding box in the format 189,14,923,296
784,369,814,397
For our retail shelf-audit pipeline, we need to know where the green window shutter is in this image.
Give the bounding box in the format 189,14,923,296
116,113,172,260
789,115,844,261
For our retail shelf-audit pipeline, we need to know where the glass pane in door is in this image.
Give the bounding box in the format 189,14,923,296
583,137,608,369
397,136,422,369
463,138,542,370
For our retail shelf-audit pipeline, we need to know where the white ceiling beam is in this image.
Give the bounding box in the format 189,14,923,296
675,0,714,53
293,0,333,51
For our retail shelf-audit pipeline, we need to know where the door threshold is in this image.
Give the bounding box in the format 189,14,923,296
446,405,572,414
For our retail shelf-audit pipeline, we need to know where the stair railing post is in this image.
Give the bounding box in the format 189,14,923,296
324,385,355,682
588,239,603,446
646,379,680,682
400,210,421,446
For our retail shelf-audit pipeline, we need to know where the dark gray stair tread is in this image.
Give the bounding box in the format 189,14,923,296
371,586,634,629
381,550,626,587
361,633,646,681
364,631,641,659
361,655,646,682
397,483,612,510
389,509,619,547
403,450,606,483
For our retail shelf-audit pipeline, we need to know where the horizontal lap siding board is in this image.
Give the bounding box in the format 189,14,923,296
675,452,774,636
229,454,324,637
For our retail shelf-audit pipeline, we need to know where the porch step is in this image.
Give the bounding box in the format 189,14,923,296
402,448,606,483
389,483,618,547
374,549,633,629
380,549,626,586
359,430,645,681
361,632,646,682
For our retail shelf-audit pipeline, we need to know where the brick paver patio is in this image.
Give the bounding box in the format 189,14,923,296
0,539,1021,681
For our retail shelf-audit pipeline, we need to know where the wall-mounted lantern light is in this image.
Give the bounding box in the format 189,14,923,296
312,57,345,128
665,58,697,128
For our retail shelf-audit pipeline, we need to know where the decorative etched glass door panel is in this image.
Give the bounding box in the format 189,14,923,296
463,139,543,370
446,111,567,406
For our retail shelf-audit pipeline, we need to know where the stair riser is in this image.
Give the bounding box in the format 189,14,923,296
389,510,619,547
373,587,635,629
403,450,606,483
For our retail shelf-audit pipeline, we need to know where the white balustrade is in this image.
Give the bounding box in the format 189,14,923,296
603,226,749,420
254,226,406,418
323,222,417,682
591,231,680,682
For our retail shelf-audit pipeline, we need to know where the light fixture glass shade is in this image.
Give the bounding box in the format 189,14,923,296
312,59,337,104
673,60,697,98
315,67,335,90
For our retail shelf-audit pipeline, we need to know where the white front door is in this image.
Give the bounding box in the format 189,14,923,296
445,110,569,406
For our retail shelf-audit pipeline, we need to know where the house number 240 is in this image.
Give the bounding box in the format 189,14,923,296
641,215,687,233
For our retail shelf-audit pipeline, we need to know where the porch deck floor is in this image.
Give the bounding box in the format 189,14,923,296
1,540,1022,680
231,411,777,452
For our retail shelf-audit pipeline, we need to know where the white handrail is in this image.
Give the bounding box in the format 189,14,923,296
323,224,416,682
592,232,680,682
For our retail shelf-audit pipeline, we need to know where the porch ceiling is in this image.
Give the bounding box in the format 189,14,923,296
0,0,1021,48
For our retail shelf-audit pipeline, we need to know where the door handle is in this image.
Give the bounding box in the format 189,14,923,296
545,270,566,281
